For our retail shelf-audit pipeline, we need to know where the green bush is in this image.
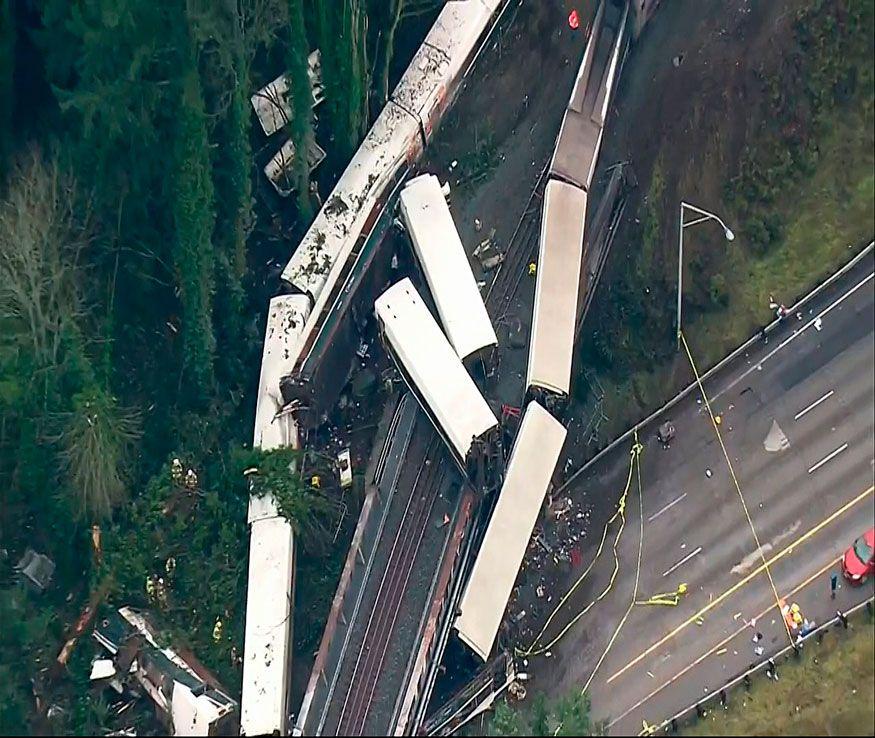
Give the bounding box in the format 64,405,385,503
744,216,772,256
708,272,729,309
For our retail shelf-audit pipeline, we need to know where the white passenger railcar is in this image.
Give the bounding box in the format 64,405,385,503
399,173,497,365
241,294,309,737
526,180,588,412
550,0,629,192
281,0,506,305
454,401,567,661
243,2,510,734
374,278,499,475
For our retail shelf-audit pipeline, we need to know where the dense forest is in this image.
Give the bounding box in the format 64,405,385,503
0,0,442,733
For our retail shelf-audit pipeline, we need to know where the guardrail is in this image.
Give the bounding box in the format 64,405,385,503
559,238,875,493
649,596,875,735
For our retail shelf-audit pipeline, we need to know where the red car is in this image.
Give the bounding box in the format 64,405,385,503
842,527,875,584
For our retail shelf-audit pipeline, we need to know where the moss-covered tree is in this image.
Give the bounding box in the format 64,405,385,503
286,0,316,219
0,0,14,177
172,64,218,398
315,0,369,163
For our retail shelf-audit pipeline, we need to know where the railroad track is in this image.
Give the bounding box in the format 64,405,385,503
487,161,549,315
335,435,446,735
329,153,554,738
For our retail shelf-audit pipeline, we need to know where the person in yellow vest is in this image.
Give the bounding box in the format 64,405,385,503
171,457,184,485
528,261,537,276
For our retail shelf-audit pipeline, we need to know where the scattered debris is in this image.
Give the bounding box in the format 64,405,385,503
250,51,324,136
480,252,505,271
337,448,353,489
90,659,117,681
15,548,55,592
657,421,675,447
93,607,238,736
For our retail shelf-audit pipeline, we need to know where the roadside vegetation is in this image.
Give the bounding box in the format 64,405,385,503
687,618,874,736
577,0,874,439
487,690,602,736
0,0,442,733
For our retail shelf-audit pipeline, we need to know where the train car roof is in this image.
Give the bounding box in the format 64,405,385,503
526,179,587,398
240,515,295,736
454,401,567,660
375,278,497,462
399,174,497,361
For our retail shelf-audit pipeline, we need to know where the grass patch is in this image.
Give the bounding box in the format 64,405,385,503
685,103,875,368
687,620,874,736
573,0,874,447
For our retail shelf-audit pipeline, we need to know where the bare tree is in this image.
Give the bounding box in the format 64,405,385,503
54,388,142,521
0,148,90,372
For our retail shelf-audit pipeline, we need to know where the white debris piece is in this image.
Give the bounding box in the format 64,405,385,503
90,659,117,681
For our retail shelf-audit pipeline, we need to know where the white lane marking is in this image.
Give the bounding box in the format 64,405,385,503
647,492,687,523
808,443,850,474
795,390,835,421
713,271,874,401
662,546,702,577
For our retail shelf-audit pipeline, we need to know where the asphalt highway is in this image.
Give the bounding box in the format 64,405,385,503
525,251,875,734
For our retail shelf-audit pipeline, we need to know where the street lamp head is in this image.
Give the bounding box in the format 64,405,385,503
724,227,735,241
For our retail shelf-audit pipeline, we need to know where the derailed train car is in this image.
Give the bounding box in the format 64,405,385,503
525,180,588,414
243,5,509,733
398,173,497,371
454,401,567,661
374,279,502,491
526,0,629,414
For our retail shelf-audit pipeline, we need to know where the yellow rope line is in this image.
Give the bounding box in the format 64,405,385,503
680,330,793,646
580,428,646,695
519,438,642,658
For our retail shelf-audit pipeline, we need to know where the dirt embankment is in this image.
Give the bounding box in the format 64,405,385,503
573,0,873,446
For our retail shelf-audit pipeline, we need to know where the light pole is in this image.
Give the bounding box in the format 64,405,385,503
676,201,734,347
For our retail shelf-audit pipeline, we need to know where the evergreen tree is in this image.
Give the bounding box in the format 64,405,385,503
287,0,316,219
488,691,599,736
315,0,369,162
0,0,14,177
172,64,218,398
371,0,403,110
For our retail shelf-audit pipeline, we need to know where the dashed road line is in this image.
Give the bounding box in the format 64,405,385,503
607,554,843,730
605,484,874,685
647,492,687,523
808,443,849,474
713,270,874,402
795,390,835,421
661,547,702,578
